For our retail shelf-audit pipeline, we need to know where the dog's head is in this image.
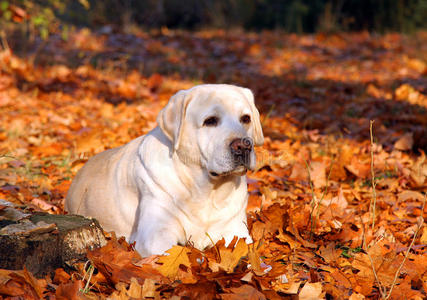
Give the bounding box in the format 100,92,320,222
157,84,264,179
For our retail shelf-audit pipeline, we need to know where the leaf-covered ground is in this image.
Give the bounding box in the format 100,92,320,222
0,30,426,299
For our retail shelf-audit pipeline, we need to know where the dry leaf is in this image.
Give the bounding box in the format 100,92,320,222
349,292,365,300
394,133,414,151
55,280,86,300
210,238,248,273
398,190,425,202
221,285,266,300
299,282,324,300
157,246,191,278
1,28,427,300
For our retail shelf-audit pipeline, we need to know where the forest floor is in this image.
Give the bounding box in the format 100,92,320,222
0,29,426,299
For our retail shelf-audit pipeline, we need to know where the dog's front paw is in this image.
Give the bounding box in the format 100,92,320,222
132,230,179,257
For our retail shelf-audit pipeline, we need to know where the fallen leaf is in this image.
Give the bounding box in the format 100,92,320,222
398,190,425,202
394,132,413,151
420,226,427,244
55,280,86,300
349,292,366,300
157,246,191,278
88,238,163,285
221,284,266,300
209,238,249,273
277,229,302,250
318,243,340,264
299,282,324,300
141,278,157,298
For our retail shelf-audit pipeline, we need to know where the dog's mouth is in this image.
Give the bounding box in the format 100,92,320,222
209,166,247,178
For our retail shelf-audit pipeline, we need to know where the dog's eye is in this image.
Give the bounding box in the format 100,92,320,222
203,116,219,127
240,114,251,124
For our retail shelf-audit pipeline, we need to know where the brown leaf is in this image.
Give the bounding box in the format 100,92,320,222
289,162,308,182
211,238,248,273
394,132,413,151
55,280,87,300
420,226,427,244
75,129,104,154
126,277,144,298
0,270,38,298
147,73,163,91
88,238,163,285
345,159,371,179
317,243,340,265
174,280,217,300
349,292,366,300
398,190,425,202
277,229,302,250
247,243,263,275
53,268,71,285
310,161,327,188
299,282,324,300
22,267,47,299
352,240,410,290
221,285,266,300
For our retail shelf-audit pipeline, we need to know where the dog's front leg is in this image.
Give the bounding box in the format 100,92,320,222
221,212,253,246
130,203,185,257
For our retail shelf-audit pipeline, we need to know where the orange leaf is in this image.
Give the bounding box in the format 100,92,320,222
55,280,86,300
157,246,191,278
222,284,266,300
394,132,413,151
299,282,324,300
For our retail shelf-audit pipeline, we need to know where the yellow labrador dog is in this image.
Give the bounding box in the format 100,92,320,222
65,84,264,256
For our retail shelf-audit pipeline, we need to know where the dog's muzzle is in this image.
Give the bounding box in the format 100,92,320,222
230,137,253,169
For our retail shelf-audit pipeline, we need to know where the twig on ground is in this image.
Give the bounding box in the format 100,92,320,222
369,120,377,231
80,260,95,294
359,215,386,298
305,160,317,237
365,121,425,299
306,158,334,238
262,104,275,127
366,120,387,298
206,232,221,263
385,193,425,300
316,159,334,221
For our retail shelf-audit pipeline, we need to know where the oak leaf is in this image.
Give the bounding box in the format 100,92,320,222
157,245,191,278
210,238,248,273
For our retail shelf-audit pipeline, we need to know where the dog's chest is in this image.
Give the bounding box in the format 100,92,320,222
179,187,246,246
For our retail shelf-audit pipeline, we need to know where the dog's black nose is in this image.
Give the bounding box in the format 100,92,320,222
230,137,253,167
230,138,253,153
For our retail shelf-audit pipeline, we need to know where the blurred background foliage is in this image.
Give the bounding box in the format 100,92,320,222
0,0,426,42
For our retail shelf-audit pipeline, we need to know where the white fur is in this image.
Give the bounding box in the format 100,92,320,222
65,84,264,256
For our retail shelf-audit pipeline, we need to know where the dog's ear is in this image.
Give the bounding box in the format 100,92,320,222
241,88,264,146
157,90,193,151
